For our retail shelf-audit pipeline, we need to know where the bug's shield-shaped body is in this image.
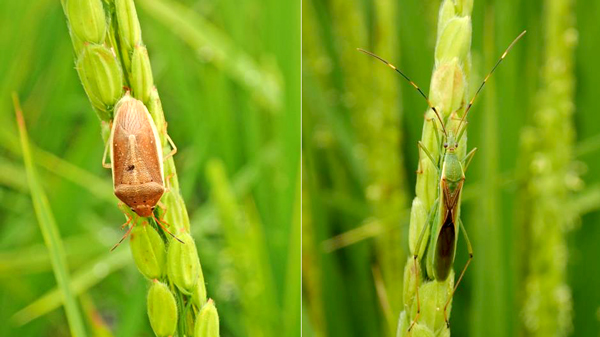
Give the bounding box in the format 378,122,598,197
110,95,164,217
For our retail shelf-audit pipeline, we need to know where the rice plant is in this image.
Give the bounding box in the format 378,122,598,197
302,0,600,336
518,0,578,335
394,1,473,335
0,0,299,336
61,1,219,335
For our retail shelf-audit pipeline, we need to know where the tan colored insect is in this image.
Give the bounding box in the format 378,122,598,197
103,93,180,249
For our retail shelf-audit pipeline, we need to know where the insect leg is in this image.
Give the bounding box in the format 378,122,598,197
418,141,440,174
462,147,478,173
120,215,133,229
102,140,111,169
164,172,175,192
155,201,170,223
442,218,473,328
116,202,127,213
111,215,134,251
429,116,442,149
163,133,178,161
152,212,184,244
408,199,438,332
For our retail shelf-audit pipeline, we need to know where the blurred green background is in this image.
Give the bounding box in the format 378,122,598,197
302,0,600,336
0,0,299,336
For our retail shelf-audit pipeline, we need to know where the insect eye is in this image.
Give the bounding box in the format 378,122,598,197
443,143,448,148
455,143,459,148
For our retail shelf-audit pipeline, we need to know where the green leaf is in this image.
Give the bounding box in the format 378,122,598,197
13,93,88,337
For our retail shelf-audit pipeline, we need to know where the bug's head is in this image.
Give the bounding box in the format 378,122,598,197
444,134,459,152
131,205,154,218
114,183,164,218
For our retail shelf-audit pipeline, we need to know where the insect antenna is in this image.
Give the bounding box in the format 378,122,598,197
357,48,448,137
111,216,134,251
455,30,527,141
152,212,185,244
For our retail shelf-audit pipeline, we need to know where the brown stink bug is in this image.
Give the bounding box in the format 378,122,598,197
102,93,181,249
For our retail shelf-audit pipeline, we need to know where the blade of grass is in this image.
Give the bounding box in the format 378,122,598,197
13,93,87,337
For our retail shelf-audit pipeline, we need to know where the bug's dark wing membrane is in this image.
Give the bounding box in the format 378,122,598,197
434,212,456,281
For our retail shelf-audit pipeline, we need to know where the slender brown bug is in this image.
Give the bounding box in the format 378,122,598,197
358,30,526,330
103,93,181,249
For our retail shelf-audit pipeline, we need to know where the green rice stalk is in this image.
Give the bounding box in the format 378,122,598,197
302,0,381,334
60,1,219,336
328,0,409,331
205,159,278,337
518,0,578,335
300,156,327,336
397,1,472,336
369,0,410,330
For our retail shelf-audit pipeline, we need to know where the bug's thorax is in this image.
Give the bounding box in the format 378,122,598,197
110,94,165,218
441,150,463,181
439,133,465,221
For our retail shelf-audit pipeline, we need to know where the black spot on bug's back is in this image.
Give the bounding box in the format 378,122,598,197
127,165,135,171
